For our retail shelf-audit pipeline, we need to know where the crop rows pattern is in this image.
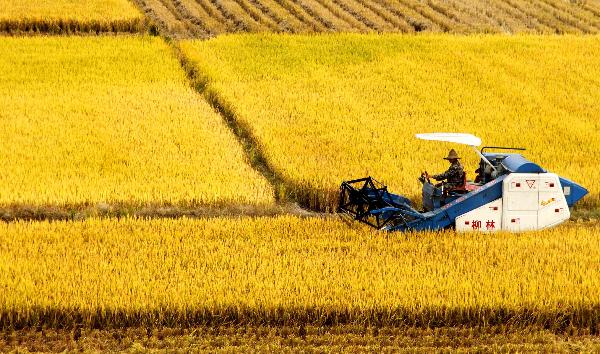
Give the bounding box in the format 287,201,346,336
132,0,600,38
182,34,600,211
1,217,599,330
0,0,146,33
0,37,274,211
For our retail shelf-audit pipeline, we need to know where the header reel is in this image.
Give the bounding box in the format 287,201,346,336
338,177,419,229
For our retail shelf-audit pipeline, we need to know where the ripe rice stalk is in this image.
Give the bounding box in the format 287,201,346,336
0,36,274,210
0,0,146,34
181,34,600,211
0,217,598,330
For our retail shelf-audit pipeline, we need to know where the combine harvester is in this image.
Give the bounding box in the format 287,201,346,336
339,133,588,232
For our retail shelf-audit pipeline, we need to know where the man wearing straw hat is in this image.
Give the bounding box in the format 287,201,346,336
432,149,464,190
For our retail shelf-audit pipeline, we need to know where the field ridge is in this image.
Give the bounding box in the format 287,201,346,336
173,43,285,198
2,305,600,332
172,38,351,211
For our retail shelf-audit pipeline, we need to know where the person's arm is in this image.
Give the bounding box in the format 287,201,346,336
432,169,450,181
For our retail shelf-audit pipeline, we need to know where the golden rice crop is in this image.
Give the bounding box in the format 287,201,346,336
0,0,145,33
1,217,599,330
181,34,600,211
0,37,273,209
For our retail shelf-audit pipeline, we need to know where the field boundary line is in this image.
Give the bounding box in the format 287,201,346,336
2,304,600,332
169,41,309,208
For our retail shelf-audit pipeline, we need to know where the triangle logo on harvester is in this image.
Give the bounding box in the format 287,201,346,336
526,180,536,189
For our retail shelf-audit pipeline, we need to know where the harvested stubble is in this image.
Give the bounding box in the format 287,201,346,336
0,0,145,34
181,34,600,211
3,326,600,352
0,37,274,210
133,0,600,38
0,217,599,331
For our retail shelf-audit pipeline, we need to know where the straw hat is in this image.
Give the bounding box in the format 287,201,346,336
443,149,460,160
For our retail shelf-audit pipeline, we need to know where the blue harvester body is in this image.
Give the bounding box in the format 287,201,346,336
339,153,588,232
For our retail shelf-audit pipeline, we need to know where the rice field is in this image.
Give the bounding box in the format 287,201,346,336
1,0,600,349
182,34,600,211
134,0,600,38
0,0,145,33
1,217,599,331
0,36,274,212
4,0,600,37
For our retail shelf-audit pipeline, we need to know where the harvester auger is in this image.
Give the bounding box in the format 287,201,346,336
339,133,588,233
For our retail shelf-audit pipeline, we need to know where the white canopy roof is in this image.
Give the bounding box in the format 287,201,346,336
415,133,482,147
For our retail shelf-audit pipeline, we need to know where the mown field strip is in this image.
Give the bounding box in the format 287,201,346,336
0,36,274,211
1,217,599,330
182,34,600,211
0,0,147,34
3,0,599,36
130,0,600,38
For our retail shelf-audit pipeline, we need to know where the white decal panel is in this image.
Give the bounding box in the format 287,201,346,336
456,199,502,232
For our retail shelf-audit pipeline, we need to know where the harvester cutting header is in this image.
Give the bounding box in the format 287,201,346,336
339,133,588,232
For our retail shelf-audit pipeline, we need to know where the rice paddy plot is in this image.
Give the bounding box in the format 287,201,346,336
0,0,145,33
1,217,599,330
0,36,274,212
182,34,600,211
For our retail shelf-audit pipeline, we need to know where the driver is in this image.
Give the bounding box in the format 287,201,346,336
432,149,464,190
